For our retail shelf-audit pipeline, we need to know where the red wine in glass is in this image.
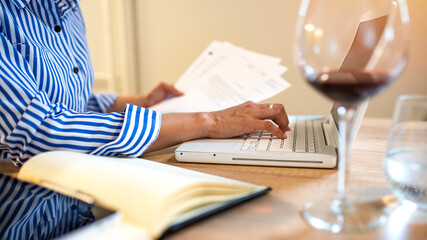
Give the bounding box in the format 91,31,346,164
307,70,394,103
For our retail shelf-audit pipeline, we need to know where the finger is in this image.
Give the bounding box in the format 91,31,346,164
160,82,184,96
254,120,287,139
262,103,274,109
273,105,290,132
256,104,289,132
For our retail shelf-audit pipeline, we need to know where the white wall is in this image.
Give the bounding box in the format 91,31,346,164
83,0,427,118
81,0,138,95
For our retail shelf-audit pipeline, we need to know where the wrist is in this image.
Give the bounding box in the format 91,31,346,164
136,95,149,108
196,112,217,138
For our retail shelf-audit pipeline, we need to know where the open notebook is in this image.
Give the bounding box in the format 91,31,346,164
17,151,270,239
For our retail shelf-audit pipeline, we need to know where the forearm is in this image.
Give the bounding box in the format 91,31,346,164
146,112,213,152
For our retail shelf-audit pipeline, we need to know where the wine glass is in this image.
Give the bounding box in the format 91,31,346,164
294,0,410,233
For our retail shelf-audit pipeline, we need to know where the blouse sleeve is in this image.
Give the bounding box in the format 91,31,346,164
86,93,118,113
0,33,161,166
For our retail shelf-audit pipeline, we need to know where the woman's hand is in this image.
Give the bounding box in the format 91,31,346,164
107,82,183,112
142,82,183,108
147,101,290,152
206,101,290,139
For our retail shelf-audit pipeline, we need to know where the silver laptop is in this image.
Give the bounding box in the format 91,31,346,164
175,101,368,168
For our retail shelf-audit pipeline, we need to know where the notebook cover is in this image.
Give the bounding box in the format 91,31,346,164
159,186,272,239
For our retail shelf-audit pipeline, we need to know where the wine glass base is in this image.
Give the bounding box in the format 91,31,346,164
302,198,388,233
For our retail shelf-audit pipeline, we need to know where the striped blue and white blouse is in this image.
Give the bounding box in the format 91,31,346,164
0,0,161,238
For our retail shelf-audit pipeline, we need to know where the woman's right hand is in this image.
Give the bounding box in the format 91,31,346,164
146,101,290,152
205,101,290,139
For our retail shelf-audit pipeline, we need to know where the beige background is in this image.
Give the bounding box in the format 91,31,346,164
81,0,427,118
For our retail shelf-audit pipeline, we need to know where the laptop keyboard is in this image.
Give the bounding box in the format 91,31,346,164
241,119,316,153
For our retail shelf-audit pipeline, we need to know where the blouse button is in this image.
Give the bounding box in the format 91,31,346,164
54,25,62,33
73,67,79,74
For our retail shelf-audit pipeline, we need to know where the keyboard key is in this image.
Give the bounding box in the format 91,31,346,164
241,140,251,150
295,144,306,152
282,138,294,152
260,132,273,138
249,141,258,150
308,144,316,153
256,139,270,151
269,139,283,151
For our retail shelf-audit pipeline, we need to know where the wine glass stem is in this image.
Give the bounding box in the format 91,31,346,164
336,105,356,210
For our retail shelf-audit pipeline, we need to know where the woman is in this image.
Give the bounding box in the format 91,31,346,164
0,0,289,238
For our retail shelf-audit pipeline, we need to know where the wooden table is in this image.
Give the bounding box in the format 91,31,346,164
143,118,427,240
1,118,425,239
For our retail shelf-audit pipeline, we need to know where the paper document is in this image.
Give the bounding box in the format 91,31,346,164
150,41,291,113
